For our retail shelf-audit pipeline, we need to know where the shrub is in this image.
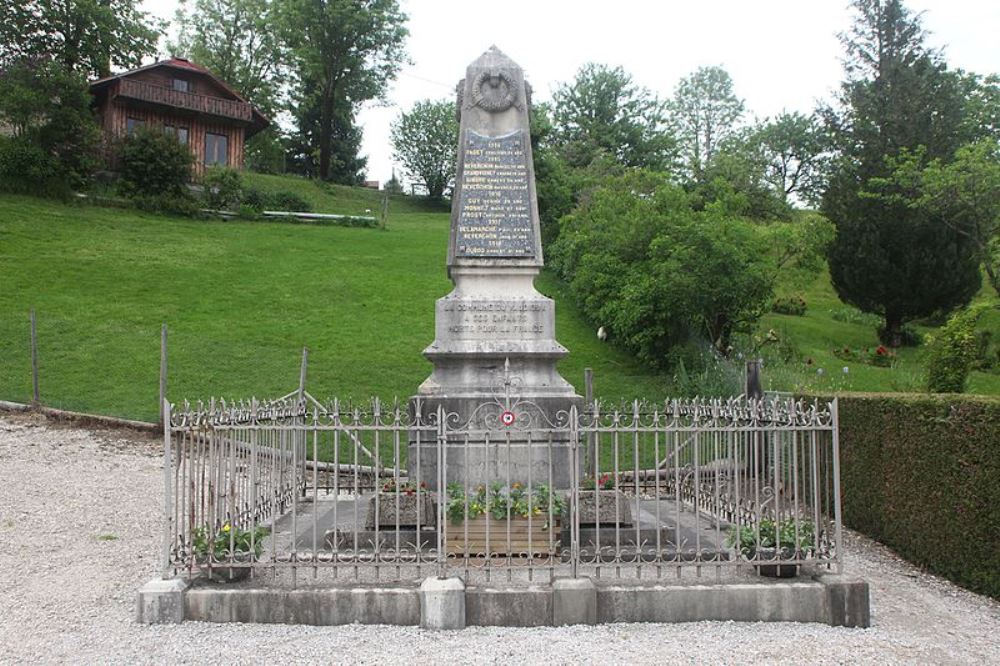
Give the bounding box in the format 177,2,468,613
878,323,922,347
117,127,192,199
926,307,986,393
131,194,201,217
242,187,312,212
202,167,243,210
833,345,896,368
834,394,1000,599
771,295,807,316
0,136,67,197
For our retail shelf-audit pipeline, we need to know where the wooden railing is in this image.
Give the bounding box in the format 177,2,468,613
117,78,252,122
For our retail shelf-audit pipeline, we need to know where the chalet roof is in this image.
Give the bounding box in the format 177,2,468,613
90,58,270,135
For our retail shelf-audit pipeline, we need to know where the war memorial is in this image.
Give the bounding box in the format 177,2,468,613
137,48,869,630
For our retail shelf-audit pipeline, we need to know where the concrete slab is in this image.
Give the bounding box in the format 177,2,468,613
465,584,552,627
136,577,189,624
553,577,596,625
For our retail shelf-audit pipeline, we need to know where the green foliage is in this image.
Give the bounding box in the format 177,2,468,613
581,474,615,491
170,0,285,116
0,136,66,197
445,483,563,527
1,0,161,78
0,58,100,191
726,518,816,557
772,296,807,316
835,394,1000,598
277,0,407,181
391,98,458,199
117,127,193,200
202,167,244,210
749,111,830,206
670,65,745,178
834,344,896,368
552,63,675,171
191,523,269,560
245,128,287,174
823,0,982,345
926,306,987,392
242,187,312,213
551,170,775,365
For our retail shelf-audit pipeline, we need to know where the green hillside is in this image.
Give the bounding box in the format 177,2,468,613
1,187,997,422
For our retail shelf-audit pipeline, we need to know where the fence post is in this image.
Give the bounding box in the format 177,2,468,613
161,398,173,578
159,324,168,431
297,347,309,403
583,368,594,474
30,310,39,406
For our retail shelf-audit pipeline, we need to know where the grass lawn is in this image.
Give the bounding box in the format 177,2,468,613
2,186,997,422
0,193,668,421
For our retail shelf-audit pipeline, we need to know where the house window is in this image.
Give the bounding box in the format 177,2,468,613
172,78,190,93
164,124,189,145
126,117,145,134
204,132,229,166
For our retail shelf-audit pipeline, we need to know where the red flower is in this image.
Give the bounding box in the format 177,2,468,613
876,345,887,356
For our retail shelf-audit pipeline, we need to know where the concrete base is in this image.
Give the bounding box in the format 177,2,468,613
553,577,597,625
139,573,870,629
420,577,466,630
135,578,189,624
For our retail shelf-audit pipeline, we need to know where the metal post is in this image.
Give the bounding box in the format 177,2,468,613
161,399,173,578
584,367,594,474
831,397,844,574
297,347,309,404
30,310,39,405
159,324,168,430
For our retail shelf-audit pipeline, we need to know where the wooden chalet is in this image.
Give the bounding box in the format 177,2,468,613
90,58,269,175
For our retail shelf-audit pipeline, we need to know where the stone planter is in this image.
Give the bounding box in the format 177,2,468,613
749,546,801,578
446,515,560,557
576,489,633,526
365,493,436,529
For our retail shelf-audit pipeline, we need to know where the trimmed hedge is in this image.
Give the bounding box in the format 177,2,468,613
834,393,1000,599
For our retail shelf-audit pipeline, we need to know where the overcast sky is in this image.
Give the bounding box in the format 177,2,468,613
142,0,998,184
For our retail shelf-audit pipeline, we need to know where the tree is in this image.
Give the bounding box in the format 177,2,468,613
550,171,775,365
868,141,1000,297
0,1,161,78
278,0,407,181
285,79,366,183
551,63,675,170
390,99,457,199
0,58,99,190
749,112,830,206
170,0,285,116
670,66,745,178
822,0,981,346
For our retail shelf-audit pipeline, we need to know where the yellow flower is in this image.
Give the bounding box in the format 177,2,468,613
222,524,231,533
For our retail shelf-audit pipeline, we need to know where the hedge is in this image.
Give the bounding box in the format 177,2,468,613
832,393,1000,599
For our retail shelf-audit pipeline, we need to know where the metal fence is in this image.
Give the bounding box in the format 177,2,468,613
163,391,841,585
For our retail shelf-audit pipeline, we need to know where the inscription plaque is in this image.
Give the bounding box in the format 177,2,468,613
455,129,534,257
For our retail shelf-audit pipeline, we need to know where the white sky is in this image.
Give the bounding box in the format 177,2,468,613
142,0,998,184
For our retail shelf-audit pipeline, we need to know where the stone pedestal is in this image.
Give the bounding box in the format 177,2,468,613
408,47,582,491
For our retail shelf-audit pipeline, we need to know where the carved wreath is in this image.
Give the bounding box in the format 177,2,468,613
471,70,520,113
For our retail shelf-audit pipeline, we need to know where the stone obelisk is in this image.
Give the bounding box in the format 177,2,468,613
409,47,581,489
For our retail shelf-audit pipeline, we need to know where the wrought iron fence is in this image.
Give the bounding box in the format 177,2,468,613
163,392,841,585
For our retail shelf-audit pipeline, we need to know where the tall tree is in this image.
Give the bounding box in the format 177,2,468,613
170,0,286,116
278,0,407,181
285,78,365,182
749,111,830,206
0,1,161,78
670,65,745,178
390,99,457,199
822,0,981,346
551,63,675,171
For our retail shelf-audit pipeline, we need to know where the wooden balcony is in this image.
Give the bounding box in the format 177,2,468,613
116,78,252,123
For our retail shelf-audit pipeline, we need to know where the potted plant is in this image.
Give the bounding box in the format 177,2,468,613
445,482,564,556
577,473,633,526
365,478,436,530
191,522,268,582
727,518,815,577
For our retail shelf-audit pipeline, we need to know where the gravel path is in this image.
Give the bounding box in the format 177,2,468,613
1,412,998,665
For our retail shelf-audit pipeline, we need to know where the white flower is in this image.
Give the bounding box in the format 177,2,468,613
817,368,824,375
842,366,850,374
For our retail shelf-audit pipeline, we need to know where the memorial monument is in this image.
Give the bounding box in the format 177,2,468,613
409,47,582,489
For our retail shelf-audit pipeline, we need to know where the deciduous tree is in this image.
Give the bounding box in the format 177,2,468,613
390,99,457,199
669,65,745,178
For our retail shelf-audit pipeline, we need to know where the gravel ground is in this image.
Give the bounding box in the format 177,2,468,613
1,412,999,665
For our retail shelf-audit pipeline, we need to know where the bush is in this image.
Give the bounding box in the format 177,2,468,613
834,394,1000,599
117,127,192,199
242,187,312,213
202,167,243,210
0,136,68,197
771,296,807,316
877,323,921,347
926,307,985,393
131,194,201,217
